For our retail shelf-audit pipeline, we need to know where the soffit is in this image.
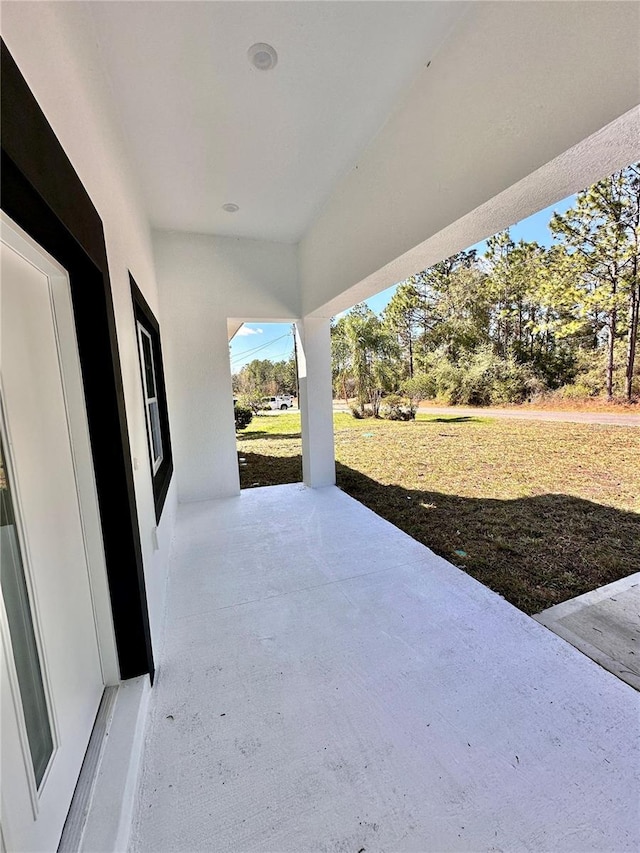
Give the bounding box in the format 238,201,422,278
88,1,467,243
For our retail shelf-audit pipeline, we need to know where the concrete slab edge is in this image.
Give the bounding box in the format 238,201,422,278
534,573,640,691
534,573,640,623
534,619,640,691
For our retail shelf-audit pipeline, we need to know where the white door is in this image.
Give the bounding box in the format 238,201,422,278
0,227,105,851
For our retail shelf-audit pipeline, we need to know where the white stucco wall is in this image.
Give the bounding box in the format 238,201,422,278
299,1,640,316
1,2,176,671
152,230,299,501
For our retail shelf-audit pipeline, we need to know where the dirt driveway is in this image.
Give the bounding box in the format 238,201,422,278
332,401,639,427
417,404,640,427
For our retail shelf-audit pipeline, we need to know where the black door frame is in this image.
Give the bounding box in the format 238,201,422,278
1,41,155,681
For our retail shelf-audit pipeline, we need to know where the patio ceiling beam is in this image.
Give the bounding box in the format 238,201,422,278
299,1,640,317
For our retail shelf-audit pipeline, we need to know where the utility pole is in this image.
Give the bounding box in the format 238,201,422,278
292,323,300,408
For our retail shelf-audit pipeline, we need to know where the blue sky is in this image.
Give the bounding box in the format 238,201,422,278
229,193,576,371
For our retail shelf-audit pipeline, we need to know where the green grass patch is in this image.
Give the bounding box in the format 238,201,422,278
237,412,640,614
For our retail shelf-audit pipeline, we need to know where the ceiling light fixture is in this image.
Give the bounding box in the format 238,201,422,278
222,203,239,213
248,43,278,71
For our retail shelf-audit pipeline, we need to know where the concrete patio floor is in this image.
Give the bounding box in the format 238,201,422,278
130,484,639,852
534,574,640,691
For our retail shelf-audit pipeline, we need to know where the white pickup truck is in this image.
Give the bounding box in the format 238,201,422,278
263,395,294,410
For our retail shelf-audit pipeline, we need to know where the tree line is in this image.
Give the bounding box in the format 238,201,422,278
332,164,639,413
232,357,297,412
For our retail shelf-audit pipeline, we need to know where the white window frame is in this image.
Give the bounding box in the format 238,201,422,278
136,321,163,475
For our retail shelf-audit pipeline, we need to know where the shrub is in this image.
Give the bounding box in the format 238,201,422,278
350,405,375,419
402,373,436,405
420,346,539,406
487,357,538,405
431,359,464,405
554,383,598,400
564,342,639,399
237,392,264,414
234,404,253,430
381,394,416,420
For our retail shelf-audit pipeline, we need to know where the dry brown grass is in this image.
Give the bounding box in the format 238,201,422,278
482,397,638,413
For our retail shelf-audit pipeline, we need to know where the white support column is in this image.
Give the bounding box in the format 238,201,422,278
296,317,336,488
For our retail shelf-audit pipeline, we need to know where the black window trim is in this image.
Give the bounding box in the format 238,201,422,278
136,322,163,474
130,274,173,523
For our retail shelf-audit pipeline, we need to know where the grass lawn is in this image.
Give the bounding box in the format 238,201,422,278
237,412,640,614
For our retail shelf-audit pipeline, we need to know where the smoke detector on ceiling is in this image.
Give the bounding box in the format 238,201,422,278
222,203,239,213
248,43,278,71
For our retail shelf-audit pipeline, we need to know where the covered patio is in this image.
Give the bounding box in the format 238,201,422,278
130,485,638,852
2,3,639,850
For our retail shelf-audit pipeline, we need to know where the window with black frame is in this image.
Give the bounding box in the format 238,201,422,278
131,274,173,521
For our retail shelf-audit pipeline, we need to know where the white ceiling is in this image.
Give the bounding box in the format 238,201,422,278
88,1,467,244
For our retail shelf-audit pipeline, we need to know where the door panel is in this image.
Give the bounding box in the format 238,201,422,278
0,238,104,851
1,440,54,788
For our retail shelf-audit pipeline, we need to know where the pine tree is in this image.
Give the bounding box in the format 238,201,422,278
551,165,640,400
